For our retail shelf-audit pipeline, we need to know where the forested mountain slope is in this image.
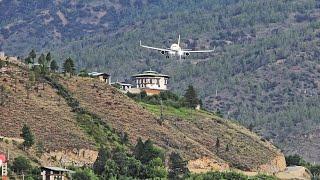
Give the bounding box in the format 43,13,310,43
1,0,320,162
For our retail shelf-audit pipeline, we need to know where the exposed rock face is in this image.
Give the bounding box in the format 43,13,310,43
41,149,98,167
188,157,229,173
258,154,286,173
276,166,311,180
188,153,286,175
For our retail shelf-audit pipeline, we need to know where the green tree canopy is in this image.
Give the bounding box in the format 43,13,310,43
21,124,35,149
50,60,59,72
134,138,164,164
63,57,76,76
184,85,200,109
168,152,189,179
73,168,99,180
93,146,109,176
11,156,32,174
28,49,36,64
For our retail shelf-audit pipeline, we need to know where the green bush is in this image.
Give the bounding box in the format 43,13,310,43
73,168,99,180
11,156,32,174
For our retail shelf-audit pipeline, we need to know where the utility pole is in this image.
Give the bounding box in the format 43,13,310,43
160,99,164,125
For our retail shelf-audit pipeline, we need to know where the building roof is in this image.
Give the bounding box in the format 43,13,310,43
132,70,170,78
111,82,132,86
42,167,75,173
88,72,110,77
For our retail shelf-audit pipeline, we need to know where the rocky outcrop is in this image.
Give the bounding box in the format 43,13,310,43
41,149,98,167
258,153,286,173
276,166,311,180
188,157,229,173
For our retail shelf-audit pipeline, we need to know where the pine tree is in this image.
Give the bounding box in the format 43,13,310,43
46,52,52,63
248,123,254,131
168,152,189,179
93,146,109,176
63,57,76,77
38,53,45,65
29,49,36,64
134,137,145,161
21,124,34,149
121,132,129,144
226,144,230,152
38,53,46,74
50,60,59,72
24,57,32,64
184,85,199,108
215,137,220,154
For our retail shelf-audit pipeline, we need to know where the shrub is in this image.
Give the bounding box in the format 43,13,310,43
11,156,32,174
73,168,99,180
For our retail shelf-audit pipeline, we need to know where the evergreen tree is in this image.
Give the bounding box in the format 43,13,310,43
134,137,145,161
248,123,254,131
0,61,5,68
46,52,52,63
50,60,59,72
21,124,35,149
38,53,45,65
184,85,199,108
215,137,220,154
11,156,32,174
38,53,46,74
93,146,109,176
134,138,164,164
24,57,32,64
29,49,36,64
168,152,189,179
146,157,168,179
63,57,76,77
121,132,129,144
142,139,164,164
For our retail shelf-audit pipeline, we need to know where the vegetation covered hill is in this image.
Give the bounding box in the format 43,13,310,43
1,0,320,162
0,57,286,175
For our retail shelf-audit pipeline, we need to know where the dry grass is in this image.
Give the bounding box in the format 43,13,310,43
59,76,282,170
0,64,95,151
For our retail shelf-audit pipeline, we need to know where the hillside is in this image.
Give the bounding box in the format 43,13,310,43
1,0,320,163
0,57,286,174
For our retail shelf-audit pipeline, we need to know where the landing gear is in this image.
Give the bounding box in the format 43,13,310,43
166,55,169,58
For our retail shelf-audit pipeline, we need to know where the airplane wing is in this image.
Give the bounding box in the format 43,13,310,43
183,47,216,53
140,41,170,52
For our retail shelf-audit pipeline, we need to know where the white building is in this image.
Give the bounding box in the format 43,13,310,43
0,52,4,58
88,72,111,84
111,81,132,93
41,167,74,180
131,70,170,95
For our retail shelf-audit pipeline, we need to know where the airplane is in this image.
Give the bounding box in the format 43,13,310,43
140,35,215,60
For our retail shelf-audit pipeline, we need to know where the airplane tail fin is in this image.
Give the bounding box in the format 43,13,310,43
178,34,181,46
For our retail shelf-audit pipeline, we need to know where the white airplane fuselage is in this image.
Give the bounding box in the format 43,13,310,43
169,44,183,56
